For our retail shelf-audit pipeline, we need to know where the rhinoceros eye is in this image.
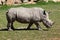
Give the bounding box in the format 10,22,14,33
43,10,46,15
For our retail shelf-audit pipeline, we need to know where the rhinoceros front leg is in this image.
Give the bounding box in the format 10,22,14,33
27,23,33,29
34,22,42,30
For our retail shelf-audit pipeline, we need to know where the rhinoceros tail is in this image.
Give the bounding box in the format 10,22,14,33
6,11,9,17
6,10,9,16
6,11,10,22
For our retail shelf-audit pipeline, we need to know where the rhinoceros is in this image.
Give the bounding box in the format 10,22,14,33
6,7,54,30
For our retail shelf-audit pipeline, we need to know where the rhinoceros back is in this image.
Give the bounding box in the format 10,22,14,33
7,7,44,23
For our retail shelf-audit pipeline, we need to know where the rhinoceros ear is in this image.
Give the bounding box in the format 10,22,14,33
43,10,46,15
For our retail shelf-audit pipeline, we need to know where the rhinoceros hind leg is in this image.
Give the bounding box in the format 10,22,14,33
7,18,15,31
11,22,15,30
7,22,11,30
7,22,15,31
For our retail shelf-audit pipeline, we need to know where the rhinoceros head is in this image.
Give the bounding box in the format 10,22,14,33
42,11,54,28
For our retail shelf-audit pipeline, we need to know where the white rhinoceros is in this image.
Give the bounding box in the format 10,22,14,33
6,7,54,30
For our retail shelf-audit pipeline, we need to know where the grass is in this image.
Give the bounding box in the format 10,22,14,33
0,1,60,40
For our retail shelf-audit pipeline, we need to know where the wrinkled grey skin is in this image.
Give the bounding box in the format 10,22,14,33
6,7,54,30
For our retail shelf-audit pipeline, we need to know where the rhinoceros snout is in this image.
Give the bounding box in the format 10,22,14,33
42,19,54,28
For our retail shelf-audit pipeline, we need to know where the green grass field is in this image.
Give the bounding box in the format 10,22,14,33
0,2,60,40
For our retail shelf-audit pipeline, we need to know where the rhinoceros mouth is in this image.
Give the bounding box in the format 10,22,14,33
42,22,51,28
43,23,51,28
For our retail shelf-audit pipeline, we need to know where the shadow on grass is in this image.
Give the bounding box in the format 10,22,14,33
14,28,38,31
0,28,39,31
0,28,8,31
0,28,49,31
